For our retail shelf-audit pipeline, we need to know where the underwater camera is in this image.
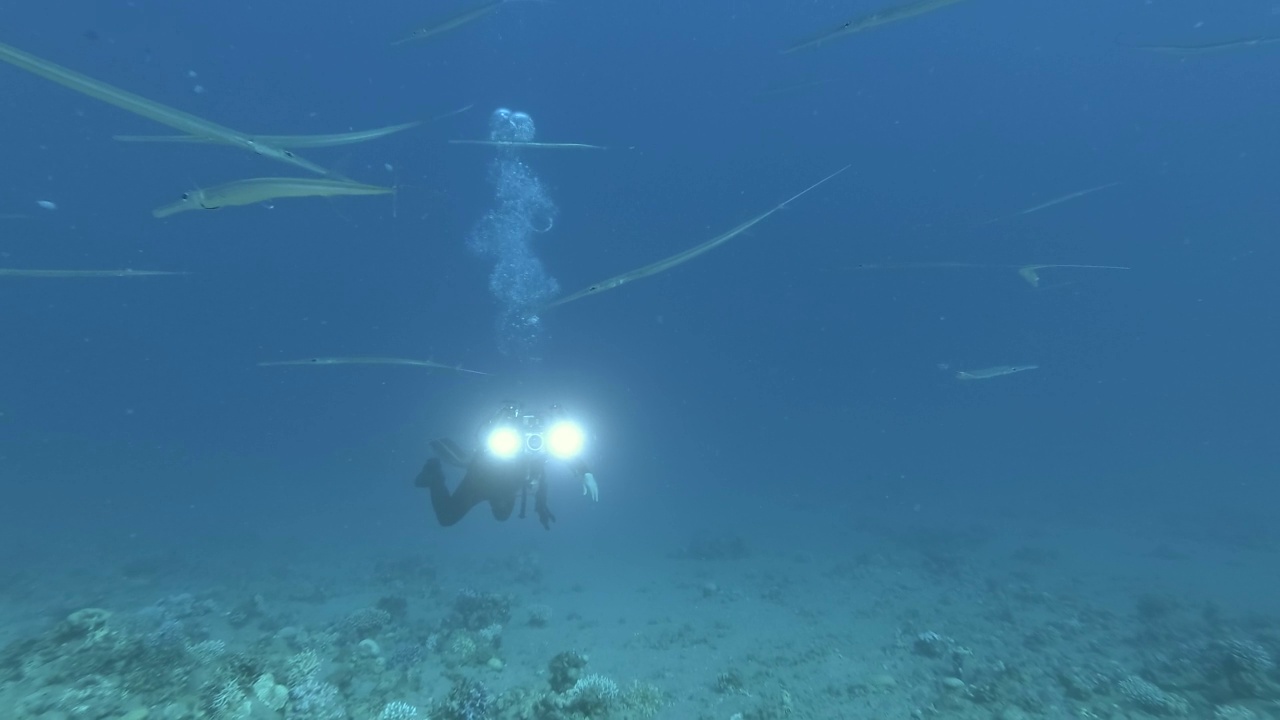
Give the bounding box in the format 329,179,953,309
485,404,585,461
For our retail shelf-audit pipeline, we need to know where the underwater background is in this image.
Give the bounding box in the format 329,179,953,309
1,1,1278,719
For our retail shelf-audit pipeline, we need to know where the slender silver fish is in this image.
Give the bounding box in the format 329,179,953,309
153,177,393,218
1127,36,1280,55
783,0,968,54
545,165,851,310
983,182,1120,224
1016,182,1120,216
852,262,1130,287
1016,264,1129,288
855,261,1005,271
115,105,473,148
0,40,333,176
448,139,608,150
394,0,507,45
0,268,186,278
955,365,1039,381
114,120,423,149
258,357,489,375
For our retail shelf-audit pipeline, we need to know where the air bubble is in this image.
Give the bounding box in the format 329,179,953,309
466,108,560,359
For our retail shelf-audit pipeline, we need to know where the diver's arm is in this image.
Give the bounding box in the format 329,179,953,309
567,457,599,502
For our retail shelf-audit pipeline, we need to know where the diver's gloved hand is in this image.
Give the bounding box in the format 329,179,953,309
582,472,599,502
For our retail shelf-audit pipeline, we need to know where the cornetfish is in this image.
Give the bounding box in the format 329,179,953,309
448,139,608,150
0,40,332,176
851,262,1130,288
1016,264,1129,288
0,268,186,278
955,365,1039,381
393,0,507,45
114,120,423,149
981,182,1120,225
258,357,489,375
783,0,967,54
153,177,393,218
1127,36,1280,55
545,165,850,310
1012,182,1120,216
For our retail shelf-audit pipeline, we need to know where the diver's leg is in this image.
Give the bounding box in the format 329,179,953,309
415,458,488,526
414,457,444,489
490,490,517,521
429,437,471,468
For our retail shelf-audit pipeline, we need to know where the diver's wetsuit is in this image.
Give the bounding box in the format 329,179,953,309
415,442,590,530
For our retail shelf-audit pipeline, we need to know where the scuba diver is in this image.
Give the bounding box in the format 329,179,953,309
415,403,599,530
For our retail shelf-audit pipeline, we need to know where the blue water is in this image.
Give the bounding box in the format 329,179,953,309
2,0,1277,596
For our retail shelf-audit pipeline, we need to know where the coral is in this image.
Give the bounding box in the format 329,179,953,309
209,679,252,719
548,651,588,694
124,593,219,647
449,589,513,631
1056,665,1112,700
1218,639,1274,675
60,608,113,641
379,700,421,720
287,678,347,720
342,607,393,639
714,669,747,695
253,673,290,711
963,659,1053,712
449,634,478,660
310,631,340,654
1205,638,1280,701
564,673,621,716
187,639,228,665
286,649,323,686
440,677,492,720
1214,706,1259,720
227,594,271,630
387,640,427,670
620,680,666,718
439,627,499,669
525,604,553,628
154,592,218,621
221,651,272,688
16,607,200,703
912,631,952,658
1119,675,1190,716
477,624,503,646
17,674,130,718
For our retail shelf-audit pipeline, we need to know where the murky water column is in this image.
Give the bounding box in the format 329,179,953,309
465,108,560,361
